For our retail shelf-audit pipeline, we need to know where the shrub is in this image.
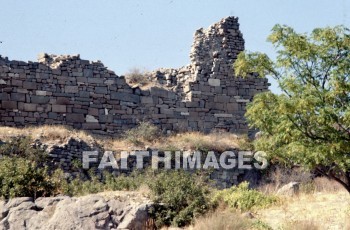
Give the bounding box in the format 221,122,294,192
0,136,47,164
213,182,278,211
0,157,55,199
125,68,151,86
251,220,273,230
147,170,213,228
123,121,160,146
103,171,144,191
50,169,214,227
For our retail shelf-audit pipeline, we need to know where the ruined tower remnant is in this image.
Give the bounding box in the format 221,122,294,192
0,17,269,135
190,16,245,80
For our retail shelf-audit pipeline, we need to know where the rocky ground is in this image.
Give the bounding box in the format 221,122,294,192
0,191,153,230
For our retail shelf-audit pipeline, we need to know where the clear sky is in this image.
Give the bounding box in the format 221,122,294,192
0,0,349,93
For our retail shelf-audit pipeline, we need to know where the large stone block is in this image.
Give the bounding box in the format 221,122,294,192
215,95,230,103
88,78,104,84
185,101,198,108
208,79,220,87
72,108,88,114
31,95,50,104
83,69,93,77
36,90,47,96
82,123,101,129
23,81,37,89
140,96,154,104
11,79,23,87
214,113,233,118
14,116,24,123
11,93,26,102
110,92,140,103
88,108,99,116
0,93,9,100
65,86,79,93
95,87,108,94
52,105,67,113
56,97,71,105
23,103,37,112
150,88,175,99
86,115,98,123
1,101,17,109
227,103,238,111
66,113,85,123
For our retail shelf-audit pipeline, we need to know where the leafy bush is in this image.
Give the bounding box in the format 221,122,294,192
213,182,278,211
103,172,144,191
54,170,146,197
0,157,56,199
252,220,273,230
147,170,213,228
0,137,59,199
123,121,160,146
0,136,47,164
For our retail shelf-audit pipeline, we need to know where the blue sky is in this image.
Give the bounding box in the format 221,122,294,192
0,0,349,93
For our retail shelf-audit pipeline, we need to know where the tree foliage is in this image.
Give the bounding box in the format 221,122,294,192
234,24,350,192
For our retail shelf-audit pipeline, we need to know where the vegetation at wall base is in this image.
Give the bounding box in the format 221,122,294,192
213,182,278,211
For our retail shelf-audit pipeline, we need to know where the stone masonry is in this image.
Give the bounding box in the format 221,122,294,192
0,17,269,136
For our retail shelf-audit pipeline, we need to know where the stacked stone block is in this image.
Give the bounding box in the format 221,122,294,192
0,16,269,136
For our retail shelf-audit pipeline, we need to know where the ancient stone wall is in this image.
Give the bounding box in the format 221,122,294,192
0,17,269,136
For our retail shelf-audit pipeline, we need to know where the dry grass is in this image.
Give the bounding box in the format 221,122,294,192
257,190,350,229
153,132,243,152
312,177,345,193
125,67,153,88
189,210,251,230
0,125,93,144
258,165,346,195
282,220,320,230
0,125,247,152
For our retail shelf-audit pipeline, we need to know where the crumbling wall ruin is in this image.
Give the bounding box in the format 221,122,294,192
0,17,269,136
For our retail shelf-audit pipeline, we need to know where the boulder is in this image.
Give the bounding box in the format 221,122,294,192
0,191,153,230
277,182,300,196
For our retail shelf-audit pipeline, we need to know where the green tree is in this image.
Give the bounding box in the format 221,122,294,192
234,24,350,192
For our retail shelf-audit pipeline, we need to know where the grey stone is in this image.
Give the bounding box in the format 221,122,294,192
56,97,71,105
65,86,79,93
52,105,67,113
208,79,220,86
0,192,153,230
23,81,37,89
31,96,50,104
66,113,85,123
1,101,17,109
140,96,153,104
277,182,300,196
111,92,140,103
23,103,37,112
95,87,108,94
11,93,26,102
36,90,47,96
83,69,93,77
86,115,98,123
